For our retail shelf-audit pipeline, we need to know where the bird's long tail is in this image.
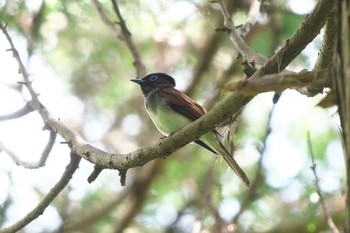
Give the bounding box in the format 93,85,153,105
215,135,250,188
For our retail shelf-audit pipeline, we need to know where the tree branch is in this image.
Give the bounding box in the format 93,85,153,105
314,11,338,71
308,132,340,233
223,69,330,95
0,24,40,110
111,0,147,77
237,0,263,37
91,0,147,77
0,128,56,169
309,10,338,95
217,0,268,69
334,0,350,230
259,0,335,76
89,0,147,181
233,104,276,223
0,153,82,233
0,100,35,121
91,0,118,33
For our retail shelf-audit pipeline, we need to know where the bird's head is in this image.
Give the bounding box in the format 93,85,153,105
131,73,176,96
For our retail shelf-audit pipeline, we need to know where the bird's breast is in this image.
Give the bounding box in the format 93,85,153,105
145,93,192,136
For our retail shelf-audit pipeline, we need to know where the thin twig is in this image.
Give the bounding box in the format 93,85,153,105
307,132,340,233
201,167,225,232
0,23,40,109
110,0,147,77
0,153,82,233
60,187,130,232
0,129,56,169
91,0,118,33
39,129,57,165
217,0,268,69
0,100,35,121
233,104,275,223
91,0,147,76
237,0,263,37
0,173,12,228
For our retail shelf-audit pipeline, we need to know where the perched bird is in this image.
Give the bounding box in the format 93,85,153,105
131,73,250,188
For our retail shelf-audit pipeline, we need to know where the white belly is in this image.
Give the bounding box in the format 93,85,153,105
146,104,192,136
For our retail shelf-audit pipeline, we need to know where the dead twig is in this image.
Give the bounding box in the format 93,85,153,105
307,132,340,233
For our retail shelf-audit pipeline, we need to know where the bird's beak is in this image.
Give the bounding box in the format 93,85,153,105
130,78,145,85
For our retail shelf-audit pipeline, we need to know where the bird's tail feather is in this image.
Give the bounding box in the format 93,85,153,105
216,135,250,188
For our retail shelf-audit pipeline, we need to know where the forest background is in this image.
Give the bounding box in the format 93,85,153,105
0,0,348,233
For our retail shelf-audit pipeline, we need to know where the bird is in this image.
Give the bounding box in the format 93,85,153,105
131,73,250,188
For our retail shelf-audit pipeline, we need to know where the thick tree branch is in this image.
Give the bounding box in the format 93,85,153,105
223,69,330,95
334,0,350,230
309,10,338,95
258,0,335,76
0,153,82,233
314,11,338,71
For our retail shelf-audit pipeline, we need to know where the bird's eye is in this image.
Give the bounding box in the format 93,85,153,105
149,75,158,81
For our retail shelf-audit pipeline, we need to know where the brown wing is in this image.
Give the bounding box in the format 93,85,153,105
159,87,220,155
158,87,207,121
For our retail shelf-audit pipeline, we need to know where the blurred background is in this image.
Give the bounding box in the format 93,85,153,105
0,0,345,232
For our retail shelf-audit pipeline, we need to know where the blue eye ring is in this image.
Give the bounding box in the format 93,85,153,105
149,75,158,81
